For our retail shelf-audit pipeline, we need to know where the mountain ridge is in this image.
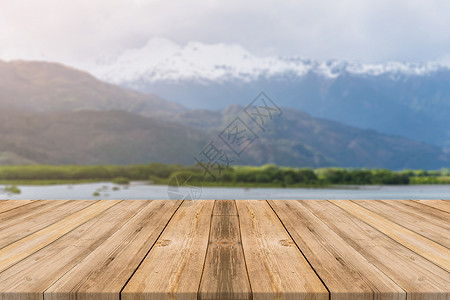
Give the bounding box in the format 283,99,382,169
0,60,448,169
81,39,450,149
86,37,448,85
0,59,185,116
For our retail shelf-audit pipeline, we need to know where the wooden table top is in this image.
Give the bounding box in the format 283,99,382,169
0,199,449,300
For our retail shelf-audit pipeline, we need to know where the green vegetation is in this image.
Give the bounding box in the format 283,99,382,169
0,164,176,182
112,177,130,185
3,185,21,194
0,179,101,185
0,164,450,187
161,165,410,187
316,168,409,185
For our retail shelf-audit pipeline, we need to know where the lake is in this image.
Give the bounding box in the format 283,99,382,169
1,182,449,200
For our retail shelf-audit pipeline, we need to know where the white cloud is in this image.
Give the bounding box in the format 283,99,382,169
1,0,450,64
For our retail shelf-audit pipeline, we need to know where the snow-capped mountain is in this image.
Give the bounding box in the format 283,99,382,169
82,38,450,151
88,37,445,85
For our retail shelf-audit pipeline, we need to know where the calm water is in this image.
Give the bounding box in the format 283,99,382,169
1,182,449,200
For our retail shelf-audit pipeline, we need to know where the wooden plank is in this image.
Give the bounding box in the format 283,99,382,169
302,200,450,299
330,200,450,272
0,200,36,214
0,200,61,225
354,200,450,248
213,200,237,216
236,200,328,300
121,200,215,300
0,200,121,273
269,200,405,300
0,200,148,300
44,200,182,300
199,200,251,300
413,200,450,214
0,200,95,249
393,200,450,226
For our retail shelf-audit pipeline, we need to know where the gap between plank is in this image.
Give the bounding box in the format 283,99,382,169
266,200,331,300
118,199,185,300
331,200,450,274
353,200,450,250
0,200,38,215
197,200,253,300
197,200,217,299
0,200,117,274
412,200,450,214
0,200,99,251
235,200,253,300
41,200,159,299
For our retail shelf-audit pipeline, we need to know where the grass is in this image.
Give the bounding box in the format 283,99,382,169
112,177,130,185
409,176,450,184
0,179,105,186
3,185,21,194
164,179,330,188
0,163,449,187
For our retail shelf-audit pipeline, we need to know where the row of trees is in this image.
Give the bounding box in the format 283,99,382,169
0,163,179,181
4,163,449,186
318,169,409,185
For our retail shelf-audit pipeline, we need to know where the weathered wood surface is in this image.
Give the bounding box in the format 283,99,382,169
0,200,141,300
0,199,448,300
236,200,328,300
0,200,36,213
413,200,450,213
268,200,404,300
122,200,214,300
45,200,182,300
198,200,251,300
331,200,450,272
353,200,450,248
0,200,94,249
303,200,450,300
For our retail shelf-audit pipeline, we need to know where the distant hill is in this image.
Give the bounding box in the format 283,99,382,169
140,73,450,149
0,107,447,169
87,38,450,149
0,60,448,169
0,109,204,165
171,106,450,169
0,152,36,165
0,60,185,117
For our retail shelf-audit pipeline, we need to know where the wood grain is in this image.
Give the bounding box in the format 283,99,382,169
354,200,450,248
213,199,238,216
236,200,328,300
269,200,405,300
45,200,182,300
0,200,120,273
0,200,95,249
0,200,62,226
0,200,36,214
198,200,251,300
0,200,147,300
413,200,450,214
303,200,450,300
121,200,215,300
331,200,450,272
0,199,448,300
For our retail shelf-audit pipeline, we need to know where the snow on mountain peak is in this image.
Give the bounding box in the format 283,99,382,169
88,37,446,85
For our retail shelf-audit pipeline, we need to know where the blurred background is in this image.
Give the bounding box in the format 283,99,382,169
1,0,450,199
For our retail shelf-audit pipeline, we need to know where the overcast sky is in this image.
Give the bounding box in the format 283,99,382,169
1,0,450,65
